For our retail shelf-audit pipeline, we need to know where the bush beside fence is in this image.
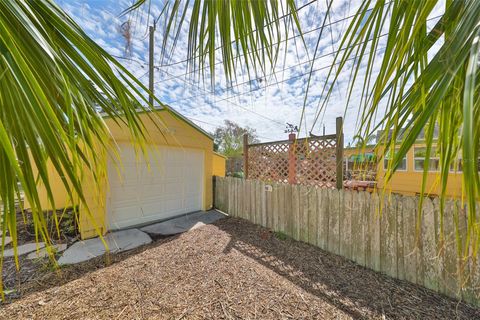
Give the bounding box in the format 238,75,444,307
213,176,480,306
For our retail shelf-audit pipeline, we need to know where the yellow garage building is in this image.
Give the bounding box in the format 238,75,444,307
25,107,226,239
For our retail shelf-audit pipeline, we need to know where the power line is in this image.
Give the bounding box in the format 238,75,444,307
155,0,319,68
153,27,394,93
157,68,285,127
165,44,387,107
162,14,442,109
113,6,384,89
185,116,277,141
153,11,360,83
113,1,399,87
113,4,359,82
113,7,441,134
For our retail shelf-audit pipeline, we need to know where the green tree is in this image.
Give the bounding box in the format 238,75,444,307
214,120,259,157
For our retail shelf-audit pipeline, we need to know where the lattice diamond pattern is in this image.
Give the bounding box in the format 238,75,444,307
248,142,290,183
247,136,338,188
294,138,336,188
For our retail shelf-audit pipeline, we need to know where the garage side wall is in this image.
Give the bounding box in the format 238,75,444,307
212,152,227,177
23,148,108,240
23,159,72,211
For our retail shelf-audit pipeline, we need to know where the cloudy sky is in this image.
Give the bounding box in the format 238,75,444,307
57,0,443,144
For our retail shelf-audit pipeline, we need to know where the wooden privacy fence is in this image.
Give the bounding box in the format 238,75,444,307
214,176,480,306
244,117,344,189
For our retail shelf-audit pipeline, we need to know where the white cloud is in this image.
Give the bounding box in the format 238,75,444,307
57,0,441,145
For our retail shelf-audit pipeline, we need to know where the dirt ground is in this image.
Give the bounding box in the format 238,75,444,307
0,217,479,319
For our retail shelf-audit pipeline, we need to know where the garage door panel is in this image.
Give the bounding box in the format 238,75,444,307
110,167,143,184
109,205,143,224
107,144,204,230
141,187,163,199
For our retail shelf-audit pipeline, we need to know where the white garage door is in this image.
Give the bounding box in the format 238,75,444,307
107,143,204,230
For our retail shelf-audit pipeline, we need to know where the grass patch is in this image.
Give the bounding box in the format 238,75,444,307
274,231,288,241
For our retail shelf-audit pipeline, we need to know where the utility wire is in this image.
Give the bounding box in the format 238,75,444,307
157,68,285,127
154,25,403,97
113,5,359,80
114,4,440,134
186,116,276,141
154,0,319,68
165,39,389,107
114,1,397,86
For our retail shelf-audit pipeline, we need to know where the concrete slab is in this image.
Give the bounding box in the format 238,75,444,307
58,229,151,265
27,243,67,260
4,242,45,257
140,210,226,236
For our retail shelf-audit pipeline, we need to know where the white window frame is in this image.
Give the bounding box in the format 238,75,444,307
449,157,480,173
449,157,463,173
383,148,407,172
414,147,440,172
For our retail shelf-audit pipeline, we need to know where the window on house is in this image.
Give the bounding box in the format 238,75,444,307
414,147,440,171
384,148,407,171
450,158,463,172
450,157,480,172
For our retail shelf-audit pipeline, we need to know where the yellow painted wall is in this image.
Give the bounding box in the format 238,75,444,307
376,143,464,198
23,157,74,212
26,109,215,239
212,152,227,177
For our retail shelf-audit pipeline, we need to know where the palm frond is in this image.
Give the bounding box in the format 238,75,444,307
0,0,157,293
130,0,304,85
315,0,480,256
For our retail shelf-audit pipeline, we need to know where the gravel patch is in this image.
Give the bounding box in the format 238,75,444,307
0,217,478,319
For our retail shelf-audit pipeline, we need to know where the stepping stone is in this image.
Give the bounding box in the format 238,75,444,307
141,210,226,236
27,243,67,260
3,242,45,257
2,236,12,246
58,229,151,265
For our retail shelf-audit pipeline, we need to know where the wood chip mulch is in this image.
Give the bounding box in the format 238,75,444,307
0,217,479,319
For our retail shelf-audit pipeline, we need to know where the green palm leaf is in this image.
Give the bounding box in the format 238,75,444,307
0,0,162,296
313,0,480,257
0,0,304,297
130,0,304,84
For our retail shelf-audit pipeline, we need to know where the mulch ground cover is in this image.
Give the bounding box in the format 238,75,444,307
0,217,479,319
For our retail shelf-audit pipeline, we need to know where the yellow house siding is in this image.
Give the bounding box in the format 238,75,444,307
376,144,464,198
26,109,215,239
212,152,226,177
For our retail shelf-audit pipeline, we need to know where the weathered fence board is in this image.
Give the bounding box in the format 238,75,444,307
213,177,480,306
307,187,318,246
328,189,340,255
317,188,329,250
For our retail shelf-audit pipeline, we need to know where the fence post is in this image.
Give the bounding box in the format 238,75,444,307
243,134,249,179
288,133,297,184
336,117,344,189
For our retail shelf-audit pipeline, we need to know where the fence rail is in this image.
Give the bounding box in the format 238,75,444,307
214,176,480,306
